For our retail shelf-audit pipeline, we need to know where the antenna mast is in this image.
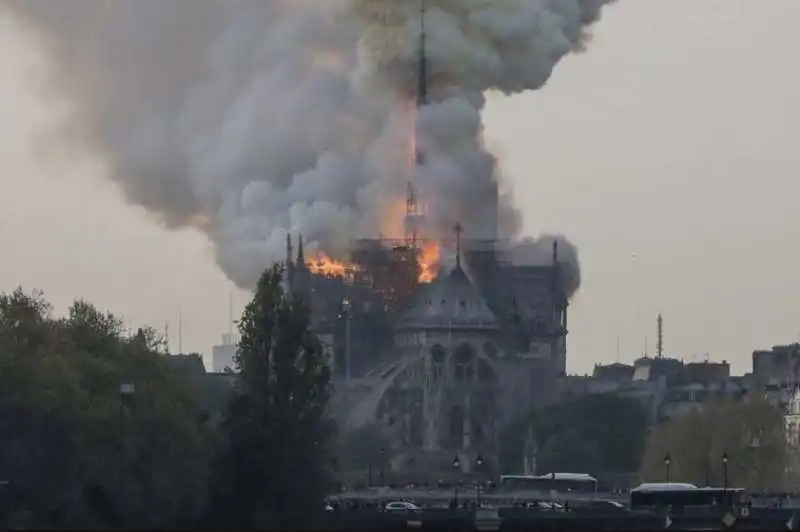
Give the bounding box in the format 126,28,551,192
228,292,233,339
656,313,663,359
178,306,183,354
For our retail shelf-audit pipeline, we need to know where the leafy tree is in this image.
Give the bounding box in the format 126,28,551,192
538,428,604,474
334,423,391,475
499,393,648,475
0,288,211,528
638,394,786,490
210,265,334,528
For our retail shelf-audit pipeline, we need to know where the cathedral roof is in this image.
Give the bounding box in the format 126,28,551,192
395,263,499,331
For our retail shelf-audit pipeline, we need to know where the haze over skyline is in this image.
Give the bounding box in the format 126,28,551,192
1,1,799,375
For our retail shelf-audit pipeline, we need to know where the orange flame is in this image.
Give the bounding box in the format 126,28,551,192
307,253,351,278
418,242,441,283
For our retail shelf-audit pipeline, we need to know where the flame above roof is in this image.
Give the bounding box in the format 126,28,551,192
395,263,498,331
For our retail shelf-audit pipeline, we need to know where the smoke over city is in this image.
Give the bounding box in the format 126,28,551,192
6,0,614,293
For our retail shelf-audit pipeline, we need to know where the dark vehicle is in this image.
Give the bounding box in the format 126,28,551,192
499,473,598,493
630,483,744,509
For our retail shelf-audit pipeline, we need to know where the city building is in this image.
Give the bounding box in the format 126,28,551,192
211,334,238,374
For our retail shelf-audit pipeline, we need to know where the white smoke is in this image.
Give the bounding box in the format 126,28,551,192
5,0,614,290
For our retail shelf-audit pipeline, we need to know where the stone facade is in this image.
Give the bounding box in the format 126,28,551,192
334,255,565,478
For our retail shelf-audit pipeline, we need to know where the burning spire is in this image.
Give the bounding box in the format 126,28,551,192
403,0,428,247
415,0,428,164
4,0,610,291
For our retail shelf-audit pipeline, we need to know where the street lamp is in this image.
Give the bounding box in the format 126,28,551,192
118,381,135,480
379,448,386,486
663,453,671,482
721,451,729,490
453,455,461,506
475,455,484,508
341,298,352,385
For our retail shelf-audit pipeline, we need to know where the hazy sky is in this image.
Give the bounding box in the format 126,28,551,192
1,1,799,375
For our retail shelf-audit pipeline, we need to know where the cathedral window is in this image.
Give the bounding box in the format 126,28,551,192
455,343,474,383
455,343,473,365
430,344,446,364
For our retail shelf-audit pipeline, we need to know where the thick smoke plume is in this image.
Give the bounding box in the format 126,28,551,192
6,0,614,293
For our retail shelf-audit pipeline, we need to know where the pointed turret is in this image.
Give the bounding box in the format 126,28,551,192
297,233,305,266
282,233,294,294
454,222,463,270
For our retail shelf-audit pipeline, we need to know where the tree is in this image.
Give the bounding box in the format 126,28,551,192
334,423,391,481
0,288,211,528
210,265,334,528
538,428,604,474
499,393,649,476
638,394,787,490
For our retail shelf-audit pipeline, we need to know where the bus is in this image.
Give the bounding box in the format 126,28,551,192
499,473,599,494
630,483,744,509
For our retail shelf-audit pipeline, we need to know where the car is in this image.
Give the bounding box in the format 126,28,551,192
573,499,627,513
385,501,421,512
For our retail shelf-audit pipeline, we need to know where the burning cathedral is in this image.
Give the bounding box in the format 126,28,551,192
279,3,571,478
5,0,609,478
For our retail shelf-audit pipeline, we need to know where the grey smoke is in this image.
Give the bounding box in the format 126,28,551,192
6,0,614,294
511,235,582,297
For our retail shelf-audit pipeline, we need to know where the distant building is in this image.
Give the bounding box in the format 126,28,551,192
685,360,730,384
164,353,206,377
592,362,634,383
574,356,744,425
785,388,800,447
212,333,239,373
753,344,800,389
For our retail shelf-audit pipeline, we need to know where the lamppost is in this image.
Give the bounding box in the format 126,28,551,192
475,454,484,508
342,298,352,386
722,451,729,490
379,448,386,486
453,455,461,506
118,382,135,481
664,453,671,482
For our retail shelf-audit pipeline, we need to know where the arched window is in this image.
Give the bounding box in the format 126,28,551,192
455,343,473,365
430,344,446,364
454,343,474,382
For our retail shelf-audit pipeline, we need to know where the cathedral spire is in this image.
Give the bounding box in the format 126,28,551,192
417,0,428,109
286,232,293,266
297,233,305,266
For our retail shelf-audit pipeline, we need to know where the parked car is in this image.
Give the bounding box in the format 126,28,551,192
385,501,422,512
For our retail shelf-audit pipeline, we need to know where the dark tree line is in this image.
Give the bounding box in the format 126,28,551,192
0,265,334,529
499,393,650,478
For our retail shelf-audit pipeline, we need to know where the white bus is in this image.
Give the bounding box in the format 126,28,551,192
499,473,599,493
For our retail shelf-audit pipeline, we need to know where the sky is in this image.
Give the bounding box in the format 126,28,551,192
1,1,799,375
